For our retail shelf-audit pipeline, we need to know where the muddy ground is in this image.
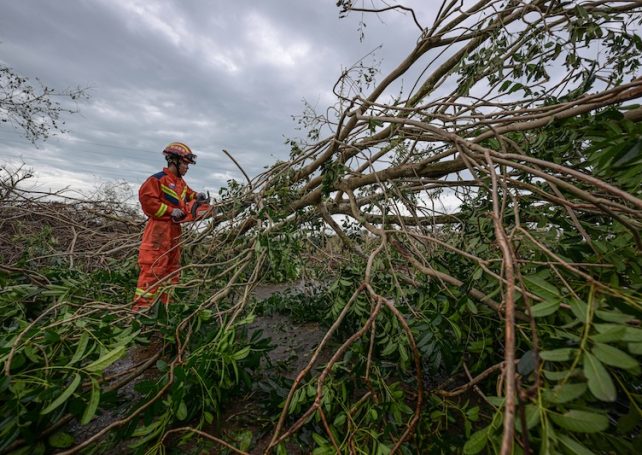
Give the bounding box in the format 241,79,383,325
67,282,330,454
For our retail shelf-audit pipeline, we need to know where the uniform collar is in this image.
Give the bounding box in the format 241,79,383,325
163,167,182,183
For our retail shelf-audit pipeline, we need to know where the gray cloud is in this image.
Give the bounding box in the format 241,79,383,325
1,1,437,195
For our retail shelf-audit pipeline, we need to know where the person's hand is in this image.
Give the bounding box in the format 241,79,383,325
196,192,209,203
170,208,185,221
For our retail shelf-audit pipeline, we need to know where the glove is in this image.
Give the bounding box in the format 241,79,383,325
170,208,185,221
196,192,209,203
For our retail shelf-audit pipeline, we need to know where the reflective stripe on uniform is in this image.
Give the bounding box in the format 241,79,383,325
160,184,179,199
154,203,168,218
135,287,156,298
181,188,188,202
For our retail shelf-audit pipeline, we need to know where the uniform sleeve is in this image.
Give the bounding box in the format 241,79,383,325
139,177,172,220
184,184,197,202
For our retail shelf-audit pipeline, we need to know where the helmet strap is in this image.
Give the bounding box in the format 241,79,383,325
166,156,183,177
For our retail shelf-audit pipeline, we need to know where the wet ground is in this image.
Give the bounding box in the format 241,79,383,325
67,281,330,454
218,315,329,454
66,336,164,452
252,281,329,379
214,281,331,454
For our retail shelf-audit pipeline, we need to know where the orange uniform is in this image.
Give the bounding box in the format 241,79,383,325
133,167,197,311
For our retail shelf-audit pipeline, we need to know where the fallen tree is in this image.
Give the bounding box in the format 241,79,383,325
2,1,642,454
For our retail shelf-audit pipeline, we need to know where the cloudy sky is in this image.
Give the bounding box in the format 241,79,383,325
1,1,437,198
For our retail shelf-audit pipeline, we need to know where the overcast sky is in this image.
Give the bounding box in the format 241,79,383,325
1,1,438,199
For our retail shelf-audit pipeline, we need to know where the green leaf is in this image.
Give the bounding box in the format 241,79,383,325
450,321,462,341
570,299,588,321
176,400,188,420
111,329,140,348
41,373,81,415
463,429,488,455
231,346,250,361
517,350,537,375
550,409,609,433
199,309,213,321
80,378,100,425
85,345,125,372
237,430,253,452
543,368,580,380
334,413,346,427
131,419,163,437
486,396,505,408
24,345,40,363
558,434,596,455
592,343,638,370
617,405,640,434
69,332,90,365
312,432,328,446
129,418,165,449
466,299,478,315
48,431,75,449
583,352,616,402
530,299,561,317
595,310,633,324
44,330,61,344
543,383,587,404
612,138,642,168
381,341,397,356
628,343,642,355
591,324,626,342
524,275,559,298
508,82,524,94
623,327,642,342
7,352,25,372
499,80,512,92
540,348,575,362
288,388,302,414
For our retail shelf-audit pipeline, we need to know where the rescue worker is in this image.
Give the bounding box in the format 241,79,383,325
132,142,208,312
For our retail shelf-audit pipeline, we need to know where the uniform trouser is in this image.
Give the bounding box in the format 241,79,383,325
133,222,182,312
